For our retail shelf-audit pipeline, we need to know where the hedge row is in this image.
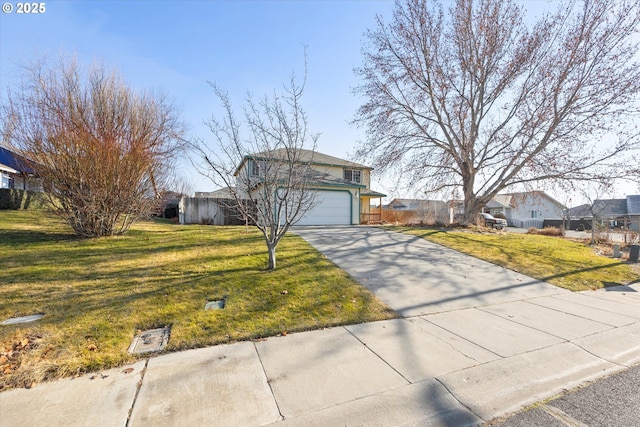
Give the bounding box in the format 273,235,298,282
0,189,47,210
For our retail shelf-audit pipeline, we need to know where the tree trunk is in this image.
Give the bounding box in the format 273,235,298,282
267,243,277,270
461,185,481,225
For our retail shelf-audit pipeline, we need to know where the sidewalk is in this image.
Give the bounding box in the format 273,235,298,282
2,285,639,426
2,226,639,426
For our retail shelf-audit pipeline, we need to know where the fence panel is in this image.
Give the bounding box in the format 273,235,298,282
179,197,250,225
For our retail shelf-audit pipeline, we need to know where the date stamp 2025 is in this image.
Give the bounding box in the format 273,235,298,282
2,2,47,14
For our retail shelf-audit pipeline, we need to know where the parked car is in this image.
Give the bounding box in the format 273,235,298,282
477,212,508,230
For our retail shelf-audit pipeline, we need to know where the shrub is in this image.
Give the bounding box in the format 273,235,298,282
527,226,564,237
0,189,46,210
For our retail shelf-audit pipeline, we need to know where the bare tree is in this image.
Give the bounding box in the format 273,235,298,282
1,58,185,236
191,74,319,270
354,0,640,224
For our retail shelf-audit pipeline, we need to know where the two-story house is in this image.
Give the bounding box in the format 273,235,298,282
233,149,386,225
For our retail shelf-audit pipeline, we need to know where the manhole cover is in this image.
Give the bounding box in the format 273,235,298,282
205,299,226,310
128,327,170,354
1,314,44,325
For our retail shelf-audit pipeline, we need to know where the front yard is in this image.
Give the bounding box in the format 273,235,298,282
0,211,395,390
3,212,638,392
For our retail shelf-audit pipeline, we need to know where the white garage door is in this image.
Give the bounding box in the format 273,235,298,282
296,190,352,226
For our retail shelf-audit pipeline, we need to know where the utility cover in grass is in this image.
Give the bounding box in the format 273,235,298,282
1,314,44,325
128,327,170,354
205,299,225,310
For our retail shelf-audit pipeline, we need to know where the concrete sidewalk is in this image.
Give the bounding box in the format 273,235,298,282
2,227,640,426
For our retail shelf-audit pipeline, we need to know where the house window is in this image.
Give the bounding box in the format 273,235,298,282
1,174,13,189
344,169,361,184
531,210,538,218
251,160,266,177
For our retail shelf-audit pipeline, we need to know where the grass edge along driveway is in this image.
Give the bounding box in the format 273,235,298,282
0,211,396,390
391,226,639,292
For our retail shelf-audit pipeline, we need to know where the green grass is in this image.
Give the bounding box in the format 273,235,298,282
391,226,640,291
0,211,396,390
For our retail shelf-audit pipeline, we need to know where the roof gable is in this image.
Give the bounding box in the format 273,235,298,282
489,191,566,210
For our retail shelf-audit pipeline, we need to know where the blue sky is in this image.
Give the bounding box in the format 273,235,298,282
1,0,398,194
1,0,636,201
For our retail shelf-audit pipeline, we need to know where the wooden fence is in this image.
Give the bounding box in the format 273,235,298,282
178,197,251,225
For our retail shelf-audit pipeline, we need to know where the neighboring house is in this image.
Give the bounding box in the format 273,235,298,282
233,149,386,225
0,146,41,192
195,187,236,199
628,195,640,231
386,198,444,211
568,195,640,231
484,191,566,228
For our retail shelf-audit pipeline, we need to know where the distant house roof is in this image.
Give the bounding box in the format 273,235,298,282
568,195,640,218
386,198,445,210
486,191,566,210
0,146,36,175
592,199,628,216
195,187,236,198
627,195,640,215
567,204,592,218
486,194,513,209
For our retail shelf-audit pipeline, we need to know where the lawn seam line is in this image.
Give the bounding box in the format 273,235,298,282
125,358,149,427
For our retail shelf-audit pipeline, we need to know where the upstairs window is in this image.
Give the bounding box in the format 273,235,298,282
251,160,266,177
344,169,361,184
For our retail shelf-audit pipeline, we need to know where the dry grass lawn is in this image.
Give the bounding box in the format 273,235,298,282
0,211,396,390
392,226,640,291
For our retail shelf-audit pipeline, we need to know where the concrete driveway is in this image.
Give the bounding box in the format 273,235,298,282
291,226,568,317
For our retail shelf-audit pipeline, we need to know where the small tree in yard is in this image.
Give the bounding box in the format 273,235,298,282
354,0,640,224
191,74,319,270
1,58,185,236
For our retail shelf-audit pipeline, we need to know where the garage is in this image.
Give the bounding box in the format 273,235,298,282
296,190,352,226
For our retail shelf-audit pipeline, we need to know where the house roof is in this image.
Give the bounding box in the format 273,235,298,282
627,195,640,215
386,198,445,210
236,149,371,175
568,196,640,218
487,191,566,210
0,146,36,175
486,194,512,209
567,204,593,218
361,189,387,198
195,187,236,198
593,199,628,216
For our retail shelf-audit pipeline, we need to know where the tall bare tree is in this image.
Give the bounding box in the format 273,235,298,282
1,58,185,236
354,0,640,223
191,74,319,270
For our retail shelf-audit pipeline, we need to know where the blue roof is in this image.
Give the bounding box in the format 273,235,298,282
0,146,36,174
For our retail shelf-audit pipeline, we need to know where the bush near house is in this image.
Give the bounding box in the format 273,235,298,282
0,189,46,210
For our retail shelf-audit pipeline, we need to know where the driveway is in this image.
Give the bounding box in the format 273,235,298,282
291,226,568,317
